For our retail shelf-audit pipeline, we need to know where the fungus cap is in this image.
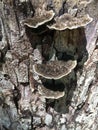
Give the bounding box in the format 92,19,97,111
23,10,55,28
33,60,77,79
47,13,93,30
38,85,65,99
66,0,93,7
78,0,93,6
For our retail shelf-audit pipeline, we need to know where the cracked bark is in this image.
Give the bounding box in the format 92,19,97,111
0,0,98,130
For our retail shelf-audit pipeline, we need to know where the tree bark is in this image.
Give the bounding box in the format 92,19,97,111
0,0,98,130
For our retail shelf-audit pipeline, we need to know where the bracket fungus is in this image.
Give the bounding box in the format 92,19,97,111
33,60,77,79
38,84,65,99
23,10,55,28
47,13,93,30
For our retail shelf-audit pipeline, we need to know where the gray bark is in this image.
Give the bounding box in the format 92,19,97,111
0,0,98,130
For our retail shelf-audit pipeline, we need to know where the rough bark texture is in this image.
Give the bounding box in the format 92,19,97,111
0,0,98,130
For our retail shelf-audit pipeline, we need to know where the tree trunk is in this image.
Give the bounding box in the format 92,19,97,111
0,0,98,130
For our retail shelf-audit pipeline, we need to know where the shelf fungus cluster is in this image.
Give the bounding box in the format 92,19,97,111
22,0,93,99
33,60,77,99
22,0,93,30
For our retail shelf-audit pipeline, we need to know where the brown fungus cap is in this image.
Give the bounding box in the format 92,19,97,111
47,13,93,30
33,60,77,79
38,84,65,99
23,10,55,28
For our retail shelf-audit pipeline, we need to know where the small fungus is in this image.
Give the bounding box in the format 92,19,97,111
33,60,77,79
66,0,93,8
38,84,65,99
78,0,93,7
23,10,55,28
47,13,93,30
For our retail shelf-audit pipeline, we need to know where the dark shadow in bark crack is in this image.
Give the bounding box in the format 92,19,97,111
42,79,65,92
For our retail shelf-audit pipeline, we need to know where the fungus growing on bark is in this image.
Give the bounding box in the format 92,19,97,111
78,0,93,6
38,84,65,99
23,10,55,28
33,60,77,79
47,13,93,30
